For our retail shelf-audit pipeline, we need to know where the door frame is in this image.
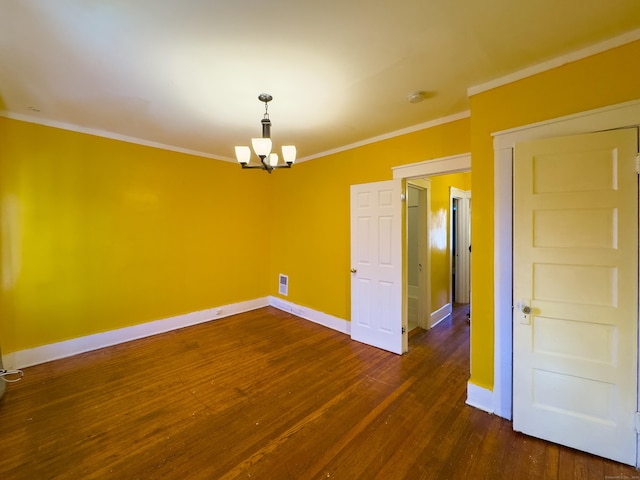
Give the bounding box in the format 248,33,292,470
491,99,640,432
393,153,472,344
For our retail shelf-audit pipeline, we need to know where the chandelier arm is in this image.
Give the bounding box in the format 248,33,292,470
259,155,274,173
241,163,273,173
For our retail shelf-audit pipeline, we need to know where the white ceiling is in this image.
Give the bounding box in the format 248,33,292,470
1,0,639,162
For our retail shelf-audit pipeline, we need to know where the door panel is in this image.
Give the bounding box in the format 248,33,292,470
513,128,638,465
350,180,403,354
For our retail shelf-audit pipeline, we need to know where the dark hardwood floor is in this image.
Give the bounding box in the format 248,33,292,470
0,305,637,479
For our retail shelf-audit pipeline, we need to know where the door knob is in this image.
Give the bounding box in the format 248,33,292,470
350,268,357,273
517,299,531,325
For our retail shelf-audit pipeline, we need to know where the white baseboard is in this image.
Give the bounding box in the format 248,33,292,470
269,297,351,335
4,297,270,370
430,302,452,328
466,382,494,414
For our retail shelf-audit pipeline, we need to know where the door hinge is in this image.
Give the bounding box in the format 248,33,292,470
635,153,640,175
402,326,406,334
635,411,640,433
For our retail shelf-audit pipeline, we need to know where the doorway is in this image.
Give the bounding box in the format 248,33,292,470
394,154,472,347
349,153,472,355
451,187,471,307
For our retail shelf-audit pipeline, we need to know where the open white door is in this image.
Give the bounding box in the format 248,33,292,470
513,128,638,465
407,181,431,331
350,180,404,354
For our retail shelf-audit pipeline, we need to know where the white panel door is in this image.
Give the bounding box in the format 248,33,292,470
350,180,403,354
513,128,638,465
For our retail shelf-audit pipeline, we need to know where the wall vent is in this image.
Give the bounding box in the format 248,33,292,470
279,274,289,296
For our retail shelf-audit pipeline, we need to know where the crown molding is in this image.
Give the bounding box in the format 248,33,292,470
0,110,234,162
468,28,640,97
1,108,471,165
297,110,471,163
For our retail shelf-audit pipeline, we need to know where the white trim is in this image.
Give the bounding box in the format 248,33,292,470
466,382,494,414
3,297,269,370
392,152,472,180
493,147,514,420
468,28,640,97
492,99,640,423
0,110,235,163
430,303,452,329
0,108,470,165
299,111,471,163
493,99,640,148
269,297,351,335
2,296,351,371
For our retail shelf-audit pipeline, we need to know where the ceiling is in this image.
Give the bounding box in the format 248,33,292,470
1,1,639,162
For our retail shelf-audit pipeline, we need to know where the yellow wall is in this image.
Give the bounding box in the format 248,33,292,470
0,118,272,353
468,39,640,389
2,39,638,397
429,172,471,311
269,120,471,321
1,113,470,358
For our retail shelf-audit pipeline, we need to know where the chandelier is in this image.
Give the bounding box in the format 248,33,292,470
235,94,296,173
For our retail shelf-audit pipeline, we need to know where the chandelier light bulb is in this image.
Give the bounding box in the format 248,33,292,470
282,145,296,164
235,146,251,164
251,137,272,157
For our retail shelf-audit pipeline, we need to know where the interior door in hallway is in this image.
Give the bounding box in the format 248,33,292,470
513,128,639,465
350,180,404,354
451,187,471,304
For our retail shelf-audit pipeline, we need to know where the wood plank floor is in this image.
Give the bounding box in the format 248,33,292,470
0,305,638,479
